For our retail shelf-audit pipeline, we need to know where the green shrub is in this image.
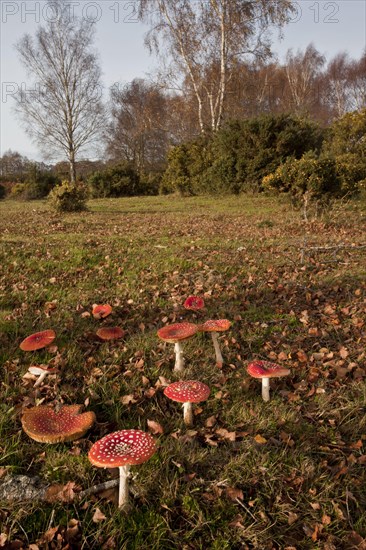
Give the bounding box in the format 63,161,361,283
160,144,195,195
263,152,342,207
324,108,366,157
88,163,140,198
23,164,60,199
48,181,88,212
162,115,324,195
139,172,161,195
334,153,366,195
10,183,27,198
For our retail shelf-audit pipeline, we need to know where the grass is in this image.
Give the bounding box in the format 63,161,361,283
0,193,366,549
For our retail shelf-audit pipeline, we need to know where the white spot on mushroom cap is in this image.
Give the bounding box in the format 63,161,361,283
164,380,210,403
89,429,156,467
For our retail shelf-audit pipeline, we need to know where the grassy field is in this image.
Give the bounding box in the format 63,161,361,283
0,194,365,549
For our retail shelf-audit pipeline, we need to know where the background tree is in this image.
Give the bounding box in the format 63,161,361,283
139,0,294,132
284,44,325,116
106,79,168,174
15,0,105,183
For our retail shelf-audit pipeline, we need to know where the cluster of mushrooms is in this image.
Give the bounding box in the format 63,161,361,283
18,296,291,511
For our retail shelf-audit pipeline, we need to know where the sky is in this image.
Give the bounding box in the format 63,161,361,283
0,0,365,161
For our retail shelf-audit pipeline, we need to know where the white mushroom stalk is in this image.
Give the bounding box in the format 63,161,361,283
118,465,131,510
182,402,193,426
174,342,184,372
261,377,270,402
210,332,223,368
199,320,231,368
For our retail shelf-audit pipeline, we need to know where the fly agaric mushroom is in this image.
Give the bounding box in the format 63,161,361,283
183,296,205,311
27,364,58,387
88,429,156,511
199,319,231,368
164,380,210,426
157,322,198,372
92,304,112,319
247,360,291,402
21,404,96,443
19,330,56,352
96,327,125,340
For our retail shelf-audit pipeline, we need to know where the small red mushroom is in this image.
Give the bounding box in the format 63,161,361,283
92,304,112,319
21,404,96,443
27,364,58,387
164,380,210,426
183,296,205,311
198,319,231,368
96,327,125,341
157,322,198,372
247,360,291,402
19,330,56,352
88,429,156,510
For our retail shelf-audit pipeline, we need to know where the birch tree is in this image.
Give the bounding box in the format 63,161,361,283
139,0,294,132
15,0,105,183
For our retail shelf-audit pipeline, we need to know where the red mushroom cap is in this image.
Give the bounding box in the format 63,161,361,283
157,322,198,343
199,319,231,332
20,330,56,351
21,404,96,443
88,430,156,468
183,296,205,311
92,304,112,319
164,380,210,403
96,327,125,340
247,360,290,379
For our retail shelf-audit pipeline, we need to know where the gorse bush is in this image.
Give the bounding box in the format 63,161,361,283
87,163,160,197
48,180,88,212
262,152,342,207
334,153,366,195
162,114,324,195
23,163,60,200
88,163,140,198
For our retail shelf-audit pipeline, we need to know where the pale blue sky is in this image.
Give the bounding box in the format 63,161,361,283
1,0,365,161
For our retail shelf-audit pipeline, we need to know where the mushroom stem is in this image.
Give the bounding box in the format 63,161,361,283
183,402,193,426
118,465,131,510
261,378,270,402
211,332,223,367
173,342,184,372
33,371,48,388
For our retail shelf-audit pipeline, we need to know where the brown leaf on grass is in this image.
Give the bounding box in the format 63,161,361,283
0,534,8,547
297,350,308,363
120,394,137,405
345,531,366,549
147,420,164,434
254,434,267,444
205,415,217,428
66,519,80,540
93,507,107,522
287,511,298,525
38,526,59,544
225,487,243,501
215,428,236,441
45,481,79,503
